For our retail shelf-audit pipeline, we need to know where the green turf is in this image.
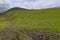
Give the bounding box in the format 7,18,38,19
0,8,60,32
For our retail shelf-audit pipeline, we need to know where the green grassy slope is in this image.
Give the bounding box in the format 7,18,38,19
0,8,60,32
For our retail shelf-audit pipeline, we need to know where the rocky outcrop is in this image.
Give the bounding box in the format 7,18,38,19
0,26,60,40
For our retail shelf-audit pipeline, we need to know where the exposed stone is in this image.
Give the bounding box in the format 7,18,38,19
0,26,60,40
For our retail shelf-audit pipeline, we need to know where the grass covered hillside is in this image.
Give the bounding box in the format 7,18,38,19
0,8,60,32
0,8,60,40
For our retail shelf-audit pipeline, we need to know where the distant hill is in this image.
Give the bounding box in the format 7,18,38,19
1,7,59,14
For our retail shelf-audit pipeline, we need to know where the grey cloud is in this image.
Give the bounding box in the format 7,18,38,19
0,0,60,13
0,4,11,13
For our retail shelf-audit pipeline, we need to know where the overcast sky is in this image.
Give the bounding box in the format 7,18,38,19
0,0,60,9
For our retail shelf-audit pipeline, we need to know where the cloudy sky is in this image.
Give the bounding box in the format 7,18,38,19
0,0,60,9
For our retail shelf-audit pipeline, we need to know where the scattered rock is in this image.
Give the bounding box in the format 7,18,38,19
0,26,60,40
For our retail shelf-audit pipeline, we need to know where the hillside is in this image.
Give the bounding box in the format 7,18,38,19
0,8,60,40
0,7,60,32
